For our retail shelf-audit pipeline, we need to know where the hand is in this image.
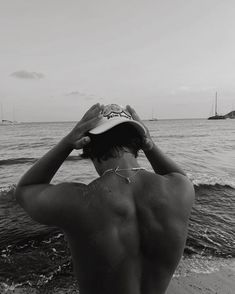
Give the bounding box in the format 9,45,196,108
65,103,103,150
126,105,154,151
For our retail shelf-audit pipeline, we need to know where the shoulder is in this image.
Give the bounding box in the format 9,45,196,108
139,171,195,210
164,173,195,197
43,182,88,201
57,181,88,194
32,182,90,227
163,173,195,218
50,182,94,211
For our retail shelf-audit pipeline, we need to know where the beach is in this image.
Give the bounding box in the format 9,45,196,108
1,257,234,293
167,257,235,294
1,0,235,291
1,119,234,293
168,267,235,294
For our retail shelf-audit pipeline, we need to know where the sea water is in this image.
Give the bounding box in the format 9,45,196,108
0,119,234,292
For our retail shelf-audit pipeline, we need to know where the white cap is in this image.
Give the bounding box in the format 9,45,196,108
89,104,146,135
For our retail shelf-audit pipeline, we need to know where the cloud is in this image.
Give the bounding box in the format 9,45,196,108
65,90,97,101
10,70,45,80
66,91,83,96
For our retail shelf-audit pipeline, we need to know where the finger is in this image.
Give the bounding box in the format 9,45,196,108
126,105,141,122
81,103,100,120
88,103,104,116
126,105,137,117
74,136,91,150
82,103,102,121
126,105,148,135
87,103,100,112
73,110,101,133
80,115,102,133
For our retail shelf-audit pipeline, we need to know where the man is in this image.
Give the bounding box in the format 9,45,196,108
15,103,195,294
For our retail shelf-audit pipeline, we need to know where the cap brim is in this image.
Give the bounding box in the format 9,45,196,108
89,117,146,135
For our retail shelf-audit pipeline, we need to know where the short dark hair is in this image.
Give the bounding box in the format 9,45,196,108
81,123,143,162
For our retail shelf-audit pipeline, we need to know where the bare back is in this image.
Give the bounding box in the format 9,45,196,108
15,104,195,294
62,170,194,294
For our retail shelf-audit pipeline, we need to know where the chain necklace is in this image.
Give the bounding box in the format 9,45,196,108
101,166,146,183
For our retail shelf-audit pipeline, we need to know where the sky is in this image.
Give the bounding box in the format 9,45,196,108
0,0,235,121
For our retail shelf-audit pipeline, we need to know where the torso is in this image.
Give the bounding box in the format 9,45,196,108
62,170,193,294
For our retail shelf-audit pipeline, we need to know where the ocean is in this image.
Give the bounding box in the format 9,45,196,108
0,119,234,293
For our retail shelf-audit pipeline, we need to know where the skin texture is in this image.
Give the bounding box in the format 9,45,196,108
15,103,195,294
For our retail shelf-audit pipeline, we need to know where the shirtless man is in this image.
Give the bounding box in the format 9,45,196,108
15,103,195,294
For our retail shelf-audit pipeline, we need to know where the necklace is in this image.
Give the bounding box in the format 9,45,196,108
101,166,146,183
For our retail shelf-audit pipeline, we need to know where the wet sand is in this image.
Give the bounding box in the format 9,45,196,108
167,261,235,294
1,259,234,294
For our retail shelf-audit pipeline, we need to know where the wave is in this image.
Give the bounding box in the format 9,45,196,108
190,174,235,189
9,142,52,150
194,182,235,191
0,158,37,166
186,183,234,258
0,181,233,290
0,231,72,290
1,181,234,195
1,182,234,204
0,155,84,166
0,182,234,257
157,134,208,139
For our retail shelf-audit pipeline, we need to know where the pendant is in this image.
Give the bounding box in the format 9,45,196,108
126,177,131,183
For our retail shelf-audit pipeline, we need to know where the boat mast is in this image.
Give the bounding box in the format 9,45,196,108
0,103,3,122
215,92,218,116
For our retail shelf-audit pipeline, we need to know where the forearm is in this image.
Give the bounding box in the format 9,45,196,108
143,141,186,176
125,105,186,176
18,136,73,187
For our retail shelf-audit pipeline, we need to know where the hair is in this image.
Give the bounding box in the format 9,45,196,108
81,123,143,162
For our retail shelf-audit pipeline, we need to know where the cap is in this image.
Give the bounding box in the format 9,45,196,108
89,104,146,135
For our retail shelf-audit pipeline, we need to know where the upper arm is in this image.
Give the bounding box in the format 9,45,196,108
165,172,195,213
15,182,87,227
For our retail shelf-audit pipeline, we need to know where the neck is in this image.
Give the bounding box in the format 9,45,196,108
93,152,140,176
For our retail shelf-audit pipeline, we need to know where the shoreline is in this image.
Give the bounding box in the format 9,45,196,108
167,260,235,294
1,257,234,294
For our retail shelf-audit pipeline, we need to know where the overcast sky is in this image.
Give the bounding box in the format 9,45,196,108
1,0,235,121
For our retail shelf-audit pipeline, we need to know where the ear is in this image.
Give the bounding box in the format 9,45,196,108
74,136,91,150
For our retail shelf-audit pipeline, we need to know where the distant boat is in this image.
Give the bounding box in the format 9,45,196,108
0,103,18,124
149,109,158,121
1,119,14,124
208,92,226,120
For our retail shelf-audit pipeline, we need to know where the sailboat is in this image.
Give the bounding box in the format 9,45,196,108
0,103,15,124
208,92,225,120
149,109,158,121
